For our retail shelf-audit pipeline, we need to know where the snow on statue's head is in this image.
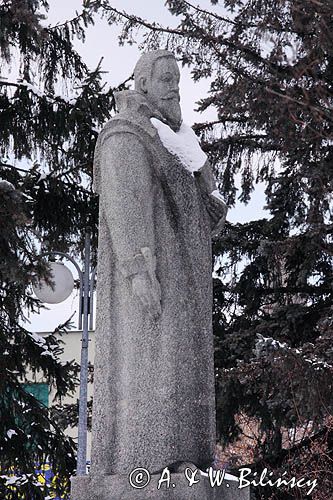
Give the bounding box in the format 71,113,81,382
134,50,182,132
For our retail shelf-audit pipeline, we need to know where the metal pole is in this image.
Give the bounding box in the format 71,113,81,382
76,232,91,475
89,268,96,332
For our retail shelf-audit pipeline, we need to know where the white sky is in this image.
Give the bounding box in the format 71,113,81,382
25,0,267,332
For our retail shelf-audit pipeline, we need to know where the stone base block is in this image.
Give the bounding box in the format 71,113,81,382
71,471,250,500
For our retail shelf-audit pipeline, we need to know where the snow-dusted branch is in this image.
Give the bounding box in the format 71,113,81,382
0,78,76,105
255,333,333,371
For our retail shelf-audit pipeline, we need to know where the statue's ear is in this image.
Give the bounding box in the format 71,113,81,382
139,76,148,94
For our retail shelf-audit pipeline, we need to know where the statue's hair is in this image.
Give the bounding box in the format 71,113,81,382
134,50,175,89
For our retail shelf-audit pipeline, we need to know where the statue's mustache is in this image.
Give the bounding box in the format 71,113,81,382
162,91,180,101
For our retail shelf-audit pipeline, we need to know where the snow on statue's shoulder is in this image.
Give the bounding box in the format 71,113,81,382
150,118,207,174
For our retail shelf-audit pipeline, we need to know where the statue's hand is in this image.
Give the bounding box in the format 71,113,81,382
200,191,227,236
208,193,227,230
131,272,162,320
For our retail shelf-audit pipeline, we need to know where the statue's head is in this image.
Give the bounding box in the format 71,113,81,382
134,50,182,132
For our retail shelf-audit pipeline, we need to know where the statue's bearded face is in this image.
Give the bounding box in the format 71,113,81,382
146,57,182,132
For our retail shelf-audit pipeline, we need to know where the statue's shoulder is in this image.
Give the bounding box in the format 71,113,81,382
98,90,157,147
99,112,157,144
93,91,157,193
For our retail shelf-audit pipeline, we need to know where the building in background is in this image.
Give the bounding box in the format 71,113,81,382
25,330,95,461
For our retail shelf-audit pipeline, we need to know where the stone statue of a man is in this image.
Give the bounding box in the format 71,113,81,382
73,50,229,498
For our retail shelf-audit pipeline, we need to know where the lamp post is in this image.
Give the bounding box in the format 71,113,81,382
33,232,95,475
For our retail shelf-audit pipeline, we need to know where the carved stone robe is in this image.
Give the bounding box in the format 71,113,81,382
90,90,226,475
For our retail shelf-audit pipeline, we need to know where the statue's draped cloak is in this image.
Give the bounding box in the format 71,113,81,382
91,92,220,475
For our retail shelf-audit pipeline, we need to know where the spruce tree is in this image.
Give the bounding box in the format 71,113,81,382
86,0,333,497
0,1,122,498
3,0,332,497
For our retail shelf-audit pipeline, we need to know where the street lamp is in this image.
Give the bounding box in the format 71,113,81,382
33,232,95,475
33,261,75,304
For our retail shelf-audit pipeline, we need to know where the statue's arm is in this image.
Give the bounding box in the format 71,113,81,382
99,131,161,318
196,160,227,236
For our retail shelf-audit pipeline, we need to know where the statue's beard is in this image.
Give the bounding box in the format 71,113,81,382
150,94,182,132
158,98,182,132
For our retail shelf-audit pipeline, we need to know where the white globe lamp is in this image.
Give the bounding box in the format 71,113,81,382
33,261,74,304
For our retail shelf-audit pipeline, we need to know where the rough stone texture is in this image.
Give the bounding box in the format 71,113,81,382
71,51,243,500
90,100,221,474
71,472,250,500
